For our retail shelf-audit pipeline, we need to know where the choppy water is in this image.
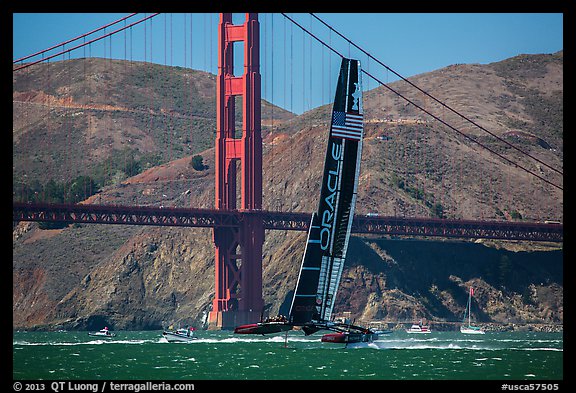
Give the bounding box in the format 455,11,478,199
13,330,562,380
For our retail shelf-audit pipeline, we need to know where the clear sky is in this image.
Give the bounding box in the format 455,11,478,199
13,13,563,114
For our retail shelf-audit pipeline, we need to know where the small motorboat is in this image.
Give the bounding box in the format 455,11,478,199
162,327,197,342
406,323,431,334
88,327,116,338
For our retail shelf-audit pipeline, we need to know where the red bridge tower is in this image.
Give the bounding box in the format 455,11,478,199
208,13,264,329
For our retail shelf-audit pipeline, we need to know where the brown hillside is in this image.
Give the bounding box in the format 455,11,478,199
13,58,295,187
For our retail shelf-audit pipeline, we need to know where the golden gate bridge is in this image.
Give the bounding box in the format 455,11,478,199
13,13,563,329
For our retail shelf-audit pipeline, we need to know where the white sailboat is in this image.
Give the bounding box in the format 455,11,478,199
460,287,485,334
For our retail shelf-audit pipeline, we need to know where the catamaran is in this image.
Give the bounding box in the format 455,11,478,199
460,287,485,334
235,58,375,344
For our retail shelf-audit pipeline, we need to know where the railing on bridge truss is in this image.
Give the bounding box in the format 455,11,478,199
13,202,563,243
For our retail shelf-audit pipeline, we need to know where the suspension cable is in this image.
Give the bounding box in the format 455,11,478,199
281,13,562,191
13,13,139,64
310,13,562,177
13,13,160,72
361,70,564,191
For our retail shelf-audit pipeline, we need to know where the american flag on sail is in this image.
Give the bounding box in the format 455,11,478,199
331,111,363,141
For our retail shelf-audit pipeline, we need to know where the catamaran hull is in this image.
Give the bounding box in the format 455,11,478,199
234,322,292,335
321,332,378,344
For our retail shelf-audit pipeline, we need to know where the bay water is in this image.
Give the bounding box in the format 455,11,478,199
13,330,562,380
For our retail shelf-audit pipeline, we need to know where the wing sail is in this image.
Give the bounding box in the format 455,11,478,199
289,58,364,325
289,213,324,325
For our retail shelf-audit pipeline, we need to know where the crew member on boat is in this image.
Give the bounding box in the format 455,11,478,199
264,315,288,323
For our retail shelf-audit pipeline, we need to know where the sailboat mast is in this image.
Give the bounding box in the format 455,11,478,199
468,287,472,327
460,286,485,334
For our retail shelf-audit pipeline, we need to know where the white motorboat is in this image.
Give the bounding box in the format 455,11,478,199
88,327,116,338
406,323,431,334
162,327,197,342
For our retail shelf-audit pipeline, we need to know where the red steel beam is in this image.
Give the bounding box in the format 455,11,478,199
211,13,264,329
12,202,241,228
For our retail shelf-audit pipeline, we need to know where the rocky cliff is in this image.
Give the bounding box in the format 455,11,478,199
12,222,563,331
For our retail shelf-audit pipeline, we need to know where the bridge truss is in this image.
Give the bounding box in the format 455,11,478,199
13,202,563,243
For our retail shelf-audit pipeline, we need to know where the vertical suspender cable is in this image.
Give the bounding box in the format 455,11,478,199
321,33,324,107
103,32,108,191
203,13,207,72
108,33,112,193
89,43,93,199
164,13,167,166
263,14,267,208
328,29,332,105
61,45,68,202
187,13,193,207
271,14,276,210
83,38,88,200
210,13,213,74
123,19,127,186
192,12,197,207
169,13,173,164
302,22,305,117
290,18,294,195
308,14,312,116
45,57,50,202
283,15,287,126
183,13,188,206
63,44,68,202
421,92,425,215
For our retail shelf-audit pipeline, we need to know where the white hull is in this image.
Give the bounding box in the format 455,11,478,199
461,287,484,334
162,331,197,342
88,329,116,338
88,333,116,338
406,325,431,334
460,326,485,334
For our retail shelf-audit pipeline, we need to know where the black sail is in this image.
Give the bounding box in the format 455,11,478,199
289,58,364,326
